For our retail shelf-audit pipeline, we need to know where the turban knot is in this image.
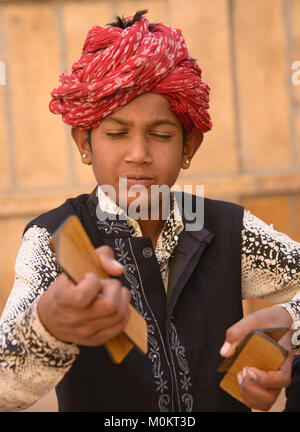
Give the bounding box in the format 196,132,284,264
49,13,212,134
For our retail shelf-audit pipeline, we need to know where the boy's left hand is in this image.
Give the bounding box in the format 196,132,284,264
220,306,293,411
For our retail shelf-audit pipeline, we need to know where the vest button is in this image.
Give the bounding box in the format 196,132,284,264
142,247,153,258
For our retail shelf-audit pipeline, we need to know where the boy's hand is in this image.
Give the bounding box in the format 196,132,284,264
38,245,130,346
220,306,293,411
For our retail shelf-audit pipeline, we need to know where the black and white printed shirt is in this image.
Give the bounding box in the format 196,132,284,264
0,186,300,411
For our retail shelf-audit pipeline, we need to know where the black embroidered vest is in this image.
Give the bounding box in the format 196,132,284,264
24,188,250,412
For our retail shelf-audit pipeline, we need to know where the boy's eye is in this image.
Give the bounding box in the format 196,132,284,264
106,132,127,137
151,133,172,139
105,132,172,139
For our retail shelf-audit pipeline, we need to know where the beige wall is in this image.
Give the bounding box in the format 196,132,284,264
0,0,300,412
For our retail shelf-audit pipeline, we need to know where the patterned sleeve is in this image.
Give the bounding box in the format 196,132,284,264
241,210,300,351
0,226,79,412
241,210,300,302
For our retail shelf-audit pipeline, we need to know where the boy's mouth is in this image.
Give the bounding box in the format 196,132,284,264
119,175,155,187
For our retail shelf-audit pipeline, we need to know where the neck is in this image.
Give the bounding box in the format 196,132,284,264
119,190,172,248
135,194,172,248
137,218,165,249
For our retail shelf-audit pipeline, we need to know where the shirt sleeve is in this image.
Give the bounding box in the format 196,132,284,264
241,209,300,302
0,226,79,412
241,209,300,351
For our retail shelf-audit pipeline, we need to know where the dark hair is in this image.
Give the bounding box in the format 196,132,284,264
107,10,196,63
107,9,150,29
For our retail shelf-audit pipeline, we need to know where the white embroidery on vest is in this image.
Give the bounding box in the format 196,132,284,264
115,237,173,412
168,321,193,412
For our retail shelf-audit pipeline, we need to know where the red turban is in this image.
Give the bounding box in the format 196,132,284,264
49,12,212,134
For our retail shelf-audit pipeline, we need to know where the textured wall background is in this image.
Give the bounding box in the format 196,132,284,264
0,0,299,412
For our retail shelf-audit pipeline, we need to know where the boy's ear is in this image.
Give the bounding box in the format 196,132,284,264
71,127,91,164
182,132,204,168
191,131,204,154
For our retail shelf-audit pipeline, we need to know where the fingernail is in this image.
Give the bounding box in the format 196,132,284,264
220,341,231,356
242,368,247,379
247,369,257,381
114,260,124,269
237,373,243,385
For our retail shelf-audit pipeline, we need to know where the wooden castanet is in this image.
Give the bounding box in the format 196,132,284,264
51,215,148,363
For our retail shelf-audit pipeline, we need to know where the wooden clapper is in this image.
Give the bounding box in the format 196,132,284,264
50,215,148,363
217,327,289,403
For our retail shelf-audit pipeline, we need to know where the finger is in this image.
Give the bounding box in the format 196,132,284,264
72,288,131,346
95,245,124,277
89,287,130,333
48,272,76,305
220,306,293,358
83,305,131,346
90,279,129,319
69,273,103,309
237,368,280,411
220,314,264,358
242,367,291,390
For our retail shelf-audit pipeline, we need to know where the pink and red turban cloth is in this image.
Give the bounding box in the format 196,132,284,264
49,13,212,134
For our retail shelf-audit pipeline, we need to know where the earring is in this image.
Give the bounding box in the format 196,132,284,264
186,159,189,164
82,153,87,159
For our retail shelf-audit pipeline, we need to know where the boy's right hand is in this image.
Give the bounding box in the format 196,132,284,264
37,245,130,346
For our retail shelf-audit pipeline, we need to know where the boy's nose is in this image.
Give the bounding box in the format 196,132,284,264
124,135,152,164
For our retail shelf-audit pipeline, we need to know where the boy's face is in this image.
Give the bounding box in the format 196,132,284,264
72,93,202,209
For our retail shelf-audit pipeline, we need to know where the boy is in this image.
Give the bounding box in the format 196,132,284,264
0,10,299,412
